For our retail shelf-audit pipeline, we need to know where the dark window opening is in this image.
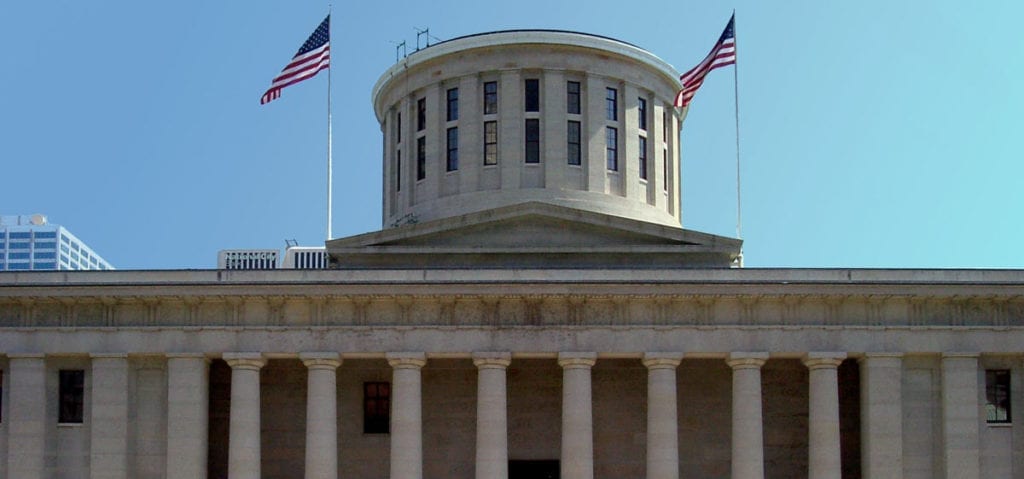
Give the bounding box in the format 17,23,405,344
484,81,498,115
396,112,401,143
638,97,647,131
364,382,391,434
987,370,1012,423
638,136,648,180
446,88,459,122
567,81,581,115
59,369,85,423
396,150,401,192
416,137,426,181
446,127,459,171
606,127,618,171
567,121,581,166
525,119,540,164
524,79,540,112
484,121,498,165
416,98,426,131
605,87,618,121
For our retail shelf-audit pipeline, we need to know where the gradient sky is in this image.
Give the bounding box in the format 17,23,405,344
2,1,1021,269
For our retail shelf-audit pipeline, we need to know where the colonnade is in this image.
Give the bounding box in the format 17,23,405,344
2,352,986,479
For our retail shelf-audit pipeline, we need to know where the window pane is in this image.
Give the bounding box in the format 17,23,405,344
416,137,426,180
606,88,618,121
364,381,391,434
525,119,540,164
639,136,648,180
606,127,618,171
524,79,540,112
567,81,581,115
395,150,401,192
416,98,426,131
484,121,498,165
59,370,85,423
638,98,647,131
484,81,498,115
567,121,581,165
446,88,459,122
446,127,459,171
986,370,1011,423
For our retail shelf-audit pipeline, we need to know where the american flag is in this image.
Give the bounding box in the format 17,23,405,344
674,14,736,108
260,15,331,105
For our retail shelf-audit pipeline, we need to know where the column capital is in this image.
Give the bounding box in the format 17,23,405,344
387,352,427,369
300,352,342,370
558,352,597,369
802,352,846,370
727,352,769,370
642,352,683,369
223,352,266,370
473,352,512,369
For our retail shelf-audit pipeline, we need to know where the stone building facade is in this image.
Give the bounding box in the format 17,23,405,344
0,30,1023,479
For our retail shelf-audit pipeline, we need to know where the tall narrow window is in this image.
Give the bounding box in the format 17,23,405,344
416,98,426,131
524,79,540,112
525,119,540,164
416,137,426,180
483,81,498,115
606,127,618,171
59,369,85,424
662,110,669,141
0,369,3,422
567,81,581,114
605,88,618,121
638,136,648,180
986,370,1011,423
663,149,668,191
364,382,391,434
567,121,581,165
396,150,401,191
446,127,459,171
396,112,401,143
483,121,498,165
446,88,459,122
638,98,647,131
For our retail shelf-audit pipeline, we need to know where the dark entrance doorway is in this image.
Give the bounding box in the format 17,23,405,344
509,460,559,479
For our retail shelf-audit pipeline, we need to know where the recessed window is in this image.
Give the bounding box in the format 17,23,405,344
416,137,426,181
606,88,618,121
396,112,401,144
606,127,618,171
638,98,647,131
662,110,669,141
416,98,426,132
364,382,390,434
986,370,1011,423
59,369,85,424
0,369,3,422
524,79,540,112
639,136,648,180
484,121,498,165
663,149,669,191
35,232,57,239
483,81,498,115
567,121,581,166
525,119,540,164
395,150,401,192
567,81,581,115
446,88,459,122
446,127,459,171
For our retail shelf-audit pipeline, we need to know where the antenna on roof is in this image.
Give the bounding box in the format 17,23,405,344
414,27,431,51
391,40,407,62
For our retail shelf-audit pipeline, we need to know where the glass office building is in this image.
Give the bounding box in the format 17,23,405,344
0,214,113,271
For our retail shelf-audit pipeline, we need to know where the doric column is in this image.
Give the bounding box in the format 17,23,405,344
90,354,130,479
803,353,846,479
859,353,903,479
301,352,341,479
388,352,427,479
941,353,980,479
559,352,597,479
727,352,769,479
643,353,683,479
7,354,46,479
166,353,210,479
223,353,266,479
473,352,512,479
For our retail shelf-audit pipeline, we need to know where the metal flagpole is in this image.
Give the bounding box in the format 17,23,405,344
732,10,742,242
326,5,333,241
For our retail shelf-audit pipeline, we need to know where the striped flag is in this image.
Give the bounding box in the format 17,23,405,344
260,15,331,105
674,14,736,108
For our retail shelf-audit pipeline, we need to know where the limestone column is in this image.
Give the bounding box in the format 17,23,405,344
941,353,981,479
301,352,342,479
559,352,597,479
473,352,512,479
643,353,683,479
388,352,427,479
7,354,46,479
803,353,846,479
727,352,769,479
166,353,210,479
859,353,903,479
90,354,130,479
223,353,266,479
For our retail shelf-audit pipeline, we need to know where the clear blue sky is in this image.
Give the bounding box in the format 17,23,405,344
2,1,1021,269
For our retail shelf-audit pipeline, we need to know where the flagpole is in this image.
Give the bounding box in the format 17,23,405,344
326,6,333,241
732,10,743,265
